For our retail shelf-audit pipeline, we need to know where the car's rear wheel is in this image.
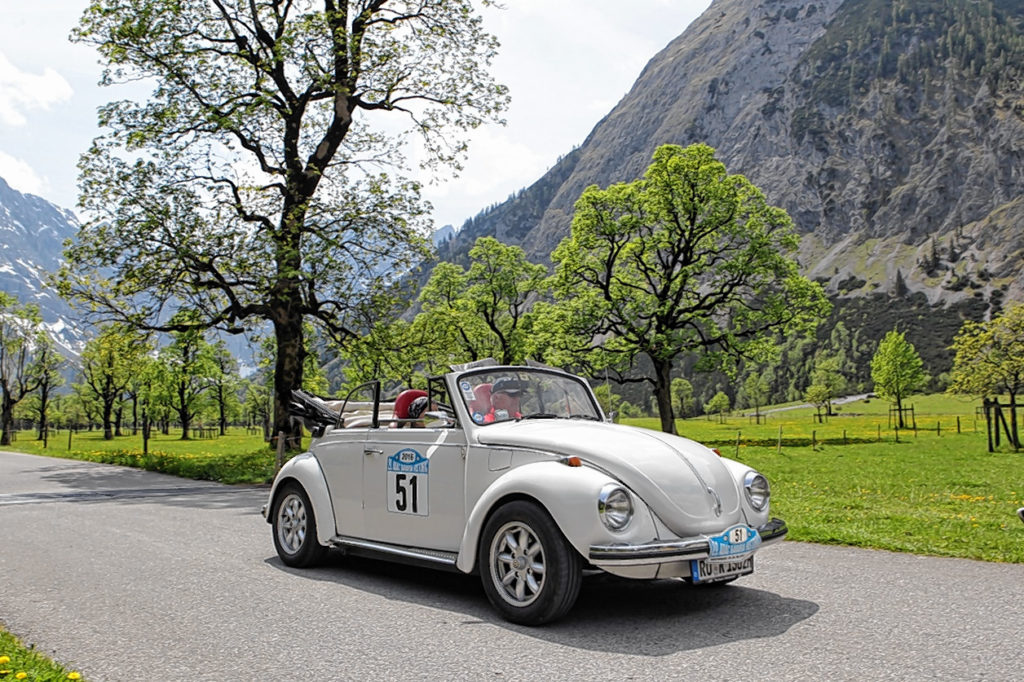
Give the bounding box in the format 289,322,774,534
272,482,327,568
479,500,582,625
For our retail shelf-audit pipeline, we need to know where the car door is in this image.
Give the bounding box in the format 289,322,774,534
311,427,368,539
361,426,467,551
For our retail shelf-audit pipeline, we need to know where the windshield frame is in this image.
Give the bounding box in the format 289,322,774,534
451,366,605,426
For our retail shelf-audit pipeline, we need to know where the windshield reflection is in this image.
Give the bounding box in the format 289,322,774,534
456,369,603,425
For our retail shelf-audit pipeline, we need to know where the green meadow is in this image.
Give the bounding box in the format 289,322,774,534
3,393,1022,563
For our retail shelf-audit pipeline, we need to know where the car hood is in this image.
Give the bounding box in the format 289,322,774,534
476,420,743,535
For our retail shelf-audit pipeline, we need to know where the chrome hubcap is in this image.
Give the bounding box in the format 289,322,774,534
277,493,307,554
490,521,545,607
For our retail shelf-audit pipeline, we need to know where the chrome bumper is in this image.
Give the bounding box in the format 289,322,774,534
588,517,788,565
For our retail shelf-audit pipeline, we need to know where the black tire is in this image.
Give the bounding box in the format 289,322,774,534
272,482,327,568
478,500,582,625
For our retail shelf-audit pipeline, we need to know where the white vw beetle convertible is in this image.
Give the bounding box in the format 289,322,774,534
263,360,787,625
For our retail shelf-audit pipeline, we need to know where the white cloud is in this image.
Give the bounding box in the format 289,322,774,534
0,51,74,126
0,150,48,196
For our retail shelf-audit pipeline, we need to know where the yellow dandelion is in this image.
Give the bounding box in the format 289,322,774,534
68,673,82,680
0,656,9,664
16,673,28,680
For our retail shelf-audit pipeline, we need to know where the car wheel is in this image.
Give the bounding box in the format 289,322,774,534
272,482,327,568
478,500,582,625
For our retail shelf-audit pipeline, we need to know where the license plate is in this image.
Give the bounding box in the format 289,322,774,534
692,555,754,583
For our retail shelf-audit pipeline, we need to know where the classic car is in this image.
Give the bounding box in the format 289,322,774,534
263,359,787,625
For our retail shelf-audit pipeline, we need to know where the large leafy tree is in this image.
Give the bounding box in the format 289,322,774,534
870,328,928,428
545,144,829,434
804,354,846,420
949,303,1024,448
0,294,44,445
79,325,152,440
415,237,546,365
210,340,241,436
155,322,220,440
31,334,67,443
61,0,508,441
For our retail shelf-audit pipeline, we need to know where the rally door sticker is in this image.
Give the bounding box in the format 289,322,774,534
387,448,429,516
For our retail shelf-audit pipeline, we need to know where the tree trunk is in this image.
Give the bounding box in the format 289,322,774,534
218,386,227,436
102,400,115,440
272,304,305,449
37,382,49,441
1010,391,1020,451
895,394,905,429
177,378,192,440
0,396,14,445
652,357,677,435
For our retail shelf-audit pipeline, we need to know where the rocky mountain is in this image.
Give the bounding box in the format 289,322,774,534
0,176,87,358
443,0,1024,331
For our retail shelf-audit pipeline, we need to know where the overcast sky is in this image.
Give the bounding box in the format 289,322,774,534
0,1,711,230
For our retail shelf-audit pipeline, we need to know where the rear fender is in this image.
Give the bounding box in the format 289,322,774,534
266,452,335,546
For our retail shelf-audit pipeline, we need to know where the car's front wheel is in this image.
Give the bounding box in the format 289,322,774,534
479,500,582,625
272,482,327,568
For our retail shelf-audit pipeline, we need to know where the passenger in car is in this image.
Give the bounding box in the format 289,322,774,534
483,378,524,423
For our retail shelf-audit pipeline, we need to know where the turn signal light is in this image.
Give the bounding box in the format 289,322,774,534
712,448,723,457
562,456,583,467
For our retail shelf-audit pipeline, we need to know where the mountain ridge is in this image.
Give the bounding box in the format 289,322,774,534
0,176,87,358
441,0,1024,316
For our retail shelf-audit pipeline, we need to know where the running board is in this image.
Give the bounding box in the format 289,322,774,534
329,536,461,573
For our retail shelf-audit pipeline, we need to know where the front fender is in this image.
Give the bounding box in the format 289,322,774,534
718,456,772,528
264,452,335,547
456,461,659,573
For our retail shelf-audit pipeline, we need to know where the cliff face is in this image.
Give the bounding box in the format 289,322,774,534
442,0,1024,312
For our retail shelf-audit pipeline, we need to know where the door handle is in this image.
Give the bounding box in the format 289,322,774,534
364,448,383,456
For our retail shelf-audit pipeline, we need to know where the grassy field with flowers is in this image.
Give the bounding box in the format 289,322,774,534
634,394,1024,563
2,394,1022,563
0,427,281,484
0,629,82,681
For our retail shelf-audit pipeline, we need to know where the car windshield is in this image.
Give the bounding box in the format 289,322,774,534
456,368,603,425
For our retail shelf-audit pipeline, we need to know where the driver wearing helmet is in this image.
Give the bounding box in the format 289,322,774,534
483,377,524,423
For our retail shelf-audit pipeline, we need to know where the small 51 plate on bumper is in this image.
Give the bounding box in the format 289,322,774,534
691,524,761,583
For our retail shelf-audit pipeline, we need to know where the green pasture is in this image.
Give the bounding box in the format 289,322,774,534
2,393,1022,563
644,392,990,448
0,427,279,485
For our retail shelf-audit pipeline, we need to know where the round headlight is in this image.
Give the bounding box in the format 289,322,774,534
744,471,770,511
598,484,634,531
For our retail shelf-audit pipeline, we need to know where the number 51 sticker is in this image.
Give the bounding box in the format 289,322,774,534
387,449,429,516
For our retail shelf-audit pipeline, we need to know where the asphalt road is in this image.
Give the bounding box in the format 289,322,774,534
2,450,1023,681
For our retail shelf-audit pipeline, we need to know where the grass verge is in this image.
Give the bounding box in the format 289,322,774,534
0,428,278,484
0,627,83,681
